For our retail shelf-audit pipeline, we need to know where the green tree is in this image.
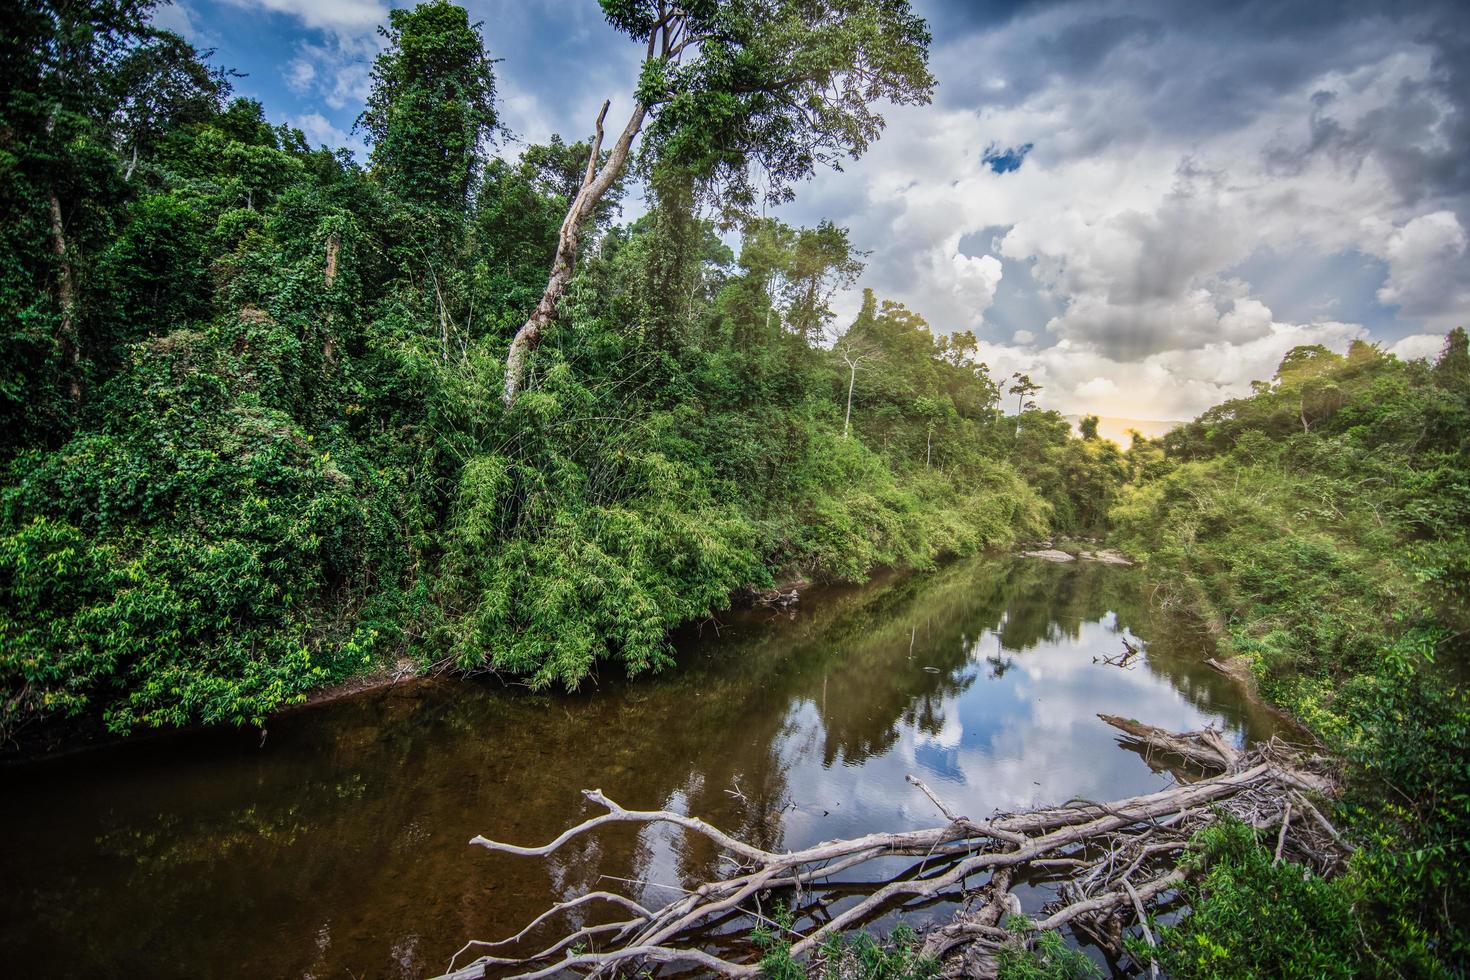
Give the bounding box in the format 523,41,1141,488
502,0,936,404
1434,325,1469,388
359,0,498,214
108,29,230,179
0,0,161,418
782,221,864,343
1008,372,1041,415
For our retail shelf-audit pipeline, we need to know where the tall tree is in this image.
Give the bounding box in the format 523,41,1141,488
782,221,863,343
359,0,498,215
501,0,935,405
1435,326,1469,389
0,0,160,412
109,29,230,180
1008,372,1041,415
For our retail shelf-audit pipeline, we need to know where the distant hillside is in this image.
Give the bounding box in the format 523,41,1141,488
1064,415,1183,445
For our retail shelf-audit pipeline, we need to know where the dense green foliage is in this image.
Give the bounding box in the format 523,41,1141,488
1112,331,1470,974
995,921,1100,980
757,908,938,980
1140,819,1359,979
360,1,497,214
0,0,1063,744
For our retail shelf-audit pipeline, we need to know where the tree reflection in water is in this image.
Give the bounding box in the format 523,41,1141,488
0,557,1281,979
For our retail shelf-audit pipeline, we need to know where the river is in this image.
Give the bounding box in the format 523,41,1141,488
0,556,1280,978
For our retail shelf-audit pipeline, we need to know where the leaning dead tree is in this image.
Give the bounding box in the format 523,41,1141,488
499,0,936,405
501,92,645,406
438,716,1348,979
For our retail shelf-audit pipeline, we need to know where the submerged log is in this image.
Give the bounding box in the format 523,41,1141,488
437,719,1345,979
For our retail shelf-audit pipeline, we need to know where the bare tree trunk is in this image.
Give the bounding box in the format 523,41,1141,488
48,190,81,399
844,364,856,438
324,232,340,289
323,232,341,363
502,100,646,406
430,267,452,364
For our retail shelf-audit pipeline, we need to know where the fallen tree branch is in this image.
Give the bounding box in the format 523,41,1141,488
439,719,1346,979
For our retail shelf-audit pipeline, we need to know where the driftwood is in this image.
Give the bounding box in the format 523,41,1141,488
1096,638,1142,669
438,717,1345,979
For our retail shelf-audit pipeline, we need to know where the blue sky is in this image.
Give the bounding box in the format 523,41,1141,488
157,0,1470,419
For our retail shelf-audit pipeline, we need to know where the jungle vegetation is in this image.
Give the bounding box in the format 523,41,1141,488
1,0,1067,741
1,0,1467,976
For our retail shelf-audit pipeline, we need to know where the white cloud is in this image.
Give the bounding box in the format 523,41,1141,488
977,304,1367,420
949,252,1004,324
773,0,1469,414
291,33,379,111
285,58,317,94
1376,211,1470,326
291,112,352,151
1074,376,1119,399
217,0,385,32
1388,333,1448,362
151,1,201,40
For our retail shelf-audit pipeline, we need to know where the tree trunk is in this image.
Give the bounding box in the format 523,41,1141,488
48,190,81,399
502,100,645,406
844,364,856,438
323,232,341,363
324,232,340,289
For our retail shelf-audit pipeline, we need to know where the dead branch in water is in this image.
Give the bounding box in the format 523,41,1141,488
1096,637,1142,669
437,717,1346,980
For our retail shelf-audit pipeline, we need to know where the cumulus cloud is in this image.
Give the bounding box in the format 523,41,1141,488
285,58,316,94
291,112,354,151
1376,211,1470,325
772,0,1470,418
949,252,1004,324
976,303,1367,420
1389,333,1449,362
151,1,201,40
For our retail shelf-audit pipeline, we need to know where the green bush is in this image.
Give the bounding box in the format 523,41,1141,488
1144,820,1359,979
995,922,1100,980
0,324,409,735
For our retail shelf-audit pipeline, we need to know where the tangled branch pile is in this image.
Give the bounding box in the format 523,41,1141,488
439,716,1348,979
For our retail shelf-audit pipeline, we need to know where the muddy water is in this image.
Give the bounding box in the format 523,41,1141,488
0,557,1279,978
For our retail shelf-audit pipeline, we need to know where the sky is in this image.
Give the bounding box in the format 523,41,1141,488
156,0,1470,421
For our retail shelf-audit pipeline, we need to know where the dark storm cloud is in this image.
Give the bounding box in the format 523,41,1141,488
924,0,1470,166
1257,7,1470,209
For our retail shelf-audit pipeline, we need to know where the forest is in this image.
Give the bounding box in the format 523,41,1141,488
1,0,1466,977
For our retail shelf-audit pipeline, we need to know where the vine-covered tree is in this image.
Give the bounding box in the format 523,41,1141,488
359,0,498,214
502,0,936,404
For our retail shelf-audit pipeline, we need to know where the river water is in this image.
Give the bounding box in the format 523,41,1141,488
0,556,1280,978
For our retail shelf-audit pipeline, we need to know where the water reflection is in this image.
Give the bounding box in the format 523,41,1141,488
0,557,1278,979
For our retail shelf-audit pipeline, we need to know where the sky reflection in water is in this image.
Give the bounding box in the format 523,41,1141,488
0,557,1277,979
